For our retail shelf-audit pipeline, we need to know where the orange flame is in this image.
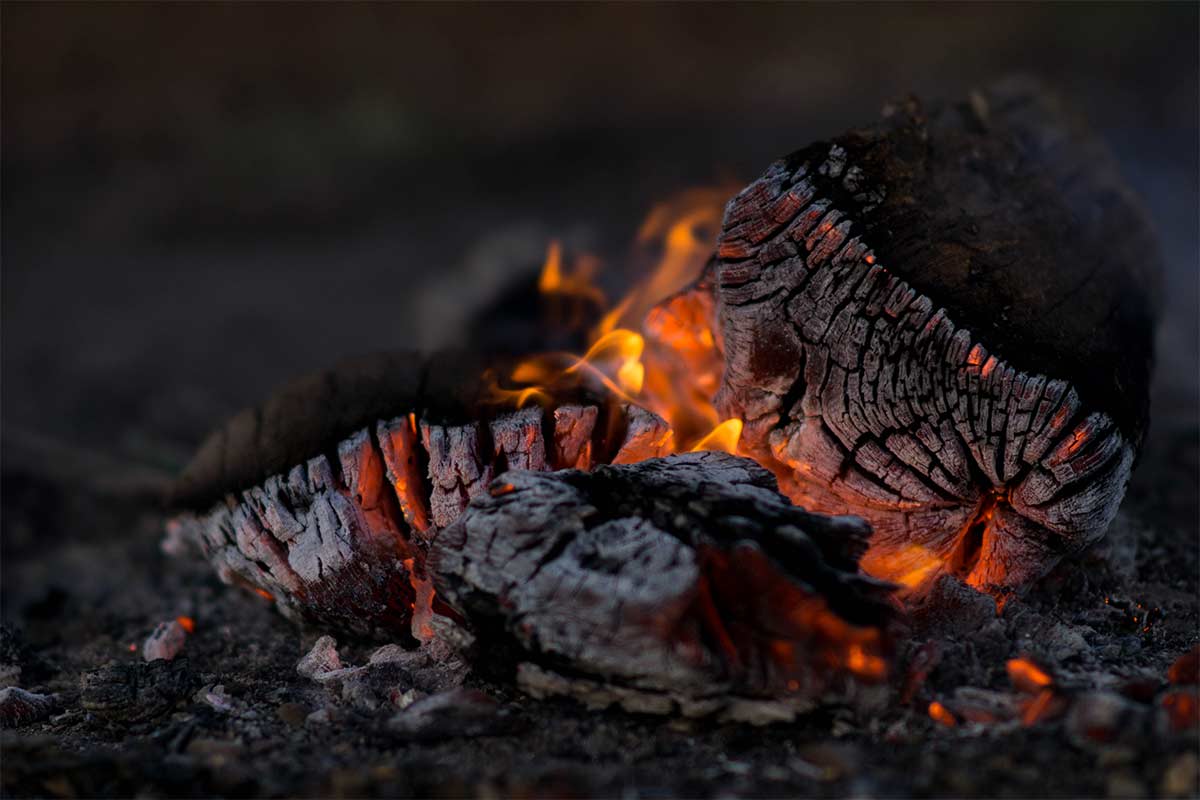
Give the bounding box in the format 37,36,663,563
176,616,196,634
479,184,898,686
860,543,944,591
537,240,607,335
491,185,743,452
690,418,742,455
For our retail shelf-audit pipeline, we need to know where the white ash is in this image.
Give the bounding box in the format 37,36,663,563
295,636,469,714
296,635,343,680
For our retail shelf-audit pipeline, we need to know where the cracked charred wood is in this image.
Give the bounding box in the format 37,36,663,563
169,351,672,640
708,78,1162,600
428,452,895,718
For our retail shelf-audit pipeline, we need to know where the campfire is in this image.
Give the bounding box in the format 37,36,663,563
7,78,1191,800
148,79,1196,744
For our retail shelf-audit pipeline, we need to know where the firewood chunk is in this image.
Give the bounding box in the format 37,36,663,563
706,79,1160,600
429,452,894,714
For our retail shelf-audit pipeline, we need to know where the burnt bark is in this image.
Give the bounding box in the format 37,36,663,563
708,78,1161,598
428,452,894,717
170,352,673,640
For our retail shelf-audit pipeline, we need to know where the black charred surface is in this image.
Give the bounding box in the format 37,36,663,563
772,78,1160,444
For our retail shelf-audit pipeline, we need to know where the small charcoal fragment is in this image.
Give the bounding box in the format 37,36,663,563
80,659,195,722
387,688,514,741
296,635,343,680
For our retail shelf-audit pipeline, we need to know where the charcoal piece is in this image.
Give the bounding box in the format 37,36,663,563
0,687,58,729
80,659,195,722
170,349,669,640
386,688,516,741
429,452,894,713
706,78,1161,599
296,635,344,680
142,620,187,662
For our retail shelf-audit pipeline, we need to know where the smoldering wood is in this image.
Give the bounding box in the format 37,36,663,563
142,620,187,662
610,403,675,463
170,352,672,640
428,452,894,717
551,405,598,470
707,78,1161,599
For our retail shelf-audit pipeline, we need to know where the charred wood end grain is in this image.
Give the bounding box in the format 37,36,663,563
710,78,1161,599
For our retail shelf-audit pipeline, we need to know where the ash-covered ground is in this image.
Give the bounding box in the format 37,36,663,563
3,5,1197,797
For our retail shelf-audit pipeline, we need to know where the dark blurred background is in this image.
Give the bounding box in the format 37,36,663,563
3,2,1197,488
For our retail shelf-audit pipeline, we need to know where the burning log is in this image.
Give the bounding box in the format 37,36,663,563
428,452,894,720
170,352,674,639
705,78,1161,600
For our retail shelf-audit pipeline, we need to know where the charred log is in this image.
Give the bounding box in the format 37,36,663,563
428,452,895,718
707,78,1161,600
170,352,673,640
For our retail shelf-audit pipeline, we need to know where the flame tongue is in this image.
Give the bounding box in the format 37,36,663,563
490,186,742,454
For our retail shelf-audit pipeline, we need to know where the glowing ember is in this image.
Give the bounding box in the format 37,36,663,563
928,700,957,727
175,616,196,634
1019,689,1064,726
1007,657,1055,693
489,186,744,453
1162,690,1199,732
860,543,943,591
1168,645,1200,685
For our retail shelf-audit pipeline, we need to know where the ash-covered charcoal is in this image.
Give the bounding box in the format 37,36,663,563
142,619,188,662
386,687,517,742
169,350,672,640
80,658,196,723
429,452,895,720
296,636,469,714
706,78,1162,602
0,687,59,729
